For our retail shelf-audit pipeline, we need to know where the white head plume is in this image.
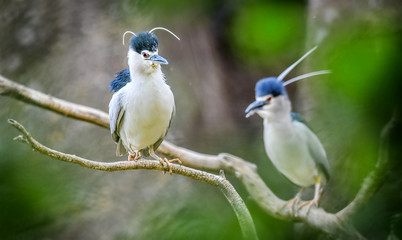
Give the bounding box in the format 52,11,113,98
277,46,331,86
149,27,180,41
122,31,136,45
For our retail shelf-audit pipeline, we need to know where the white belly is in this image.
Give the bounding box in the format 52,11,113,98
120,80,174,151
264,120,317,187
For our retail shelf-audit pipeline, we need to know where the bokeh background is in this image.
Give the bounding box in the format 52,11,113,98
1,0,401,239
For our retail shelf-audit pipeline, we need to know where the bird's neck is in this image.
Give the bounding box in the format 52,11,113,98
261,96,292,124
129,66,165,85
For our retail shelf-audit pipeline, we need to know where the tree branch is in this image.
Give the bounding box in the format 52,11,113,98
337,113,397,221
7,119,258,240
0,74,109,128
2,74,394,239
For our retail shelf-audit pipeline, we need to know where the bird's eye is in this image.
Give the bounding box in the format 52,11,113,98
142,52,148,58
267,97,272,102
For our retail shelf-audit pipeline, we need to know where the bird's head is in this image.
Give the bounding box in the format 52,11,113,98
245,77,289,119
245,46,331,119
123,27,180,75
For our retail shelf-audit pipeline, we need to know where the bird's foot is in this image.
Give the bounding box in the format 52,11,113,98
159,157,182,174
279,196,301,216
298,198,319,215
298,180,323,215
128,150,141,161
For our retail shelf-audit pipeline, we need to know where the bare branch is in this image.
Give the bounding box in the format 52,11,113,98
158,141,258,173
217,153,365,239
3,74,393,239
0,75,109,128
7,119,258,240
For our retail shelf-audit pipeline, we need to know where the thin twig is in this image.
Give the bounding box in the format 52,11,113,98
8,119,258,240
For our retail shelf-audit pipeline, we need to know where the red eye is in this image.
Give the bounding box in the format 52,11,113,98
142,52,148,58
267,97,272,102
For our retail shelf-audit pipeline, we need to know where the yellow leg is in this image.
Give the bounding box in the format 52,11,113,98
298,176,322,214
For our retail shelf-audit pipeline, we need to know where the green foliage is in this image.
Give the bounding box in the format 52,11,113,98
0,142,80,239
328,28,399,106
229,2,305,68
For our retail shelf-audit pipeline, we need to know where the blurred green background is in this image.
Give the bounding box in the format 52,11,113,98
1,0,401,239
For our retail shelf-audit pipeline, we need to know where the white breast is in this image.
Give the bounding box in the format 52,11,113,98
119,74,174,151
263,119,318,187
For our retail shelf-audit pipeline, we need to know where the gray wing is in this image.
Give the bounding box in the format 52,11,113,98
292,114,331,182
305,127,330,182
109,92,127,155
291,112,313,130
109,92,124,142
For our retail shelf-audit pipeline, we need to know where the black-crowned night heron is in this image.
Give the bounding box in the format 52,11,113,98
245,46,331,213
108,27,181,174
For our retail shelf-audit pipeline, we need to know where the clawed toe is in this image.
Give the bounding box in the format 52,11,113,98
280,198,318,216
169,158,182,165
128,150,141,161
298,199,318,215
279,197,301,216
159,157,182,174
159,158,170,174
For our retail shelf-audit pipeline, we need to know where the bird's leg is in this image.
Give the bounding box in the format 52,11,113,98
298,176,321,214
160,158,170,174
127,150,141,161
279,188,305,216
127,145,141,161
149,146,182,175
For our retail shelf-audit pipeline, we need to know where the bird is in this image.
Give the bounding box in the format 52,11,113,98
245,46,331,214
108,27,181,174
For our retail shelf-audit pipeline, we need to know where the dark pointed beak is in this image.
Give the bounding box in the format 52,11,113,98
245,100,267,118
149,54,168,65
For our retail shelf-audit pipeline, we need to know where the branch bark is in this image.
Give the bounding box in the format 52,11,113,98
1,74,394,239
0,74,109,128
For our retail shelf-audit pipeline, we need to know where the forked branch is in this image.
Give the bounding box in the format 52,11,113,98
1,74,395,239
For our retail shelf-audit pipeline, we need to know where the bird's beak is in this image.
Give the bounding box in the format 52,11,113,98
245,100,267,118
149,54,168,65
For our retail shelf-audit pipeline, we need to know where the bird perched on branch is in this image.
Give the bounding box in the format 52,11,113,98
108,27,181,174
245,46,331,213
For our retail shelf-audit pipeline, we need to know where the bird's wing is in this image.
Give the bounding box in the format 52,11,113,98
291,112,313,131
109,69,131,142
109,69,131,93
292,113,331,182
109,92,125,143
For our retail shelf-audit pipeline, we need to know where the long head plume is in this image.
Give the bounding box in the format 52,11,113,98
283,70,331,86
149,27,181,41
122,31,136,45
277,46,330,86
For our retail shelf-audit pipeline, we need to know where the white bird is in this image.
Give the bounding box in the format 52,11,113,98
108,27,181,173
245,46,331,213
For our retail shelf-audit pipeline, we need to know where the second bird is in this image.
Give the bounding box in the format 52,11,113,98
245,46,331,213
